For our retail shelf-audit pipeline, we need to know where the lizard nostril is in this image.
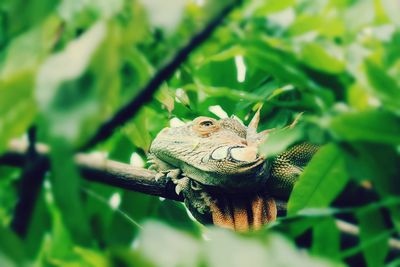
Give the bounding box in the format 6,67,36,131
241,139,248,146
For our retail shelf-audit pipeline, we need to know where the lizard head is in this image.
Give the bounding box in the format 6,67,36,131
150,109,270,192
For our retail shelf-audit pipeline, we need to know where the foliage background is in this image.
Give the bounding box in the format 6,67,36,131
1,0,400,266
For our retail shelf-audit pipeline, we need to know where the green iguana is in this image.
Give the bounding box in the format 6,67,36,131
148,109,318,231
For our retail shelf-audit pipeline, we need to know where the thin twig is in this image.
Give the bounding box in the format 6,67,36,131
80,0,242,151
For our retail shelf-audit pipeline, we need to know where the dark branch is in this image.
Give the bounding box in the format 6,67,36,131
80,0,242,151
10,128,47,237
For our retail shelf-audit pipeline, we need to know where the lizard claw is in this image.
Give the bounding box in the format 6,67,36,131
148,164,157,171
175,184,183,196
190,180,203,191
173,177,190,196
166,169,181,181
155,172,165,182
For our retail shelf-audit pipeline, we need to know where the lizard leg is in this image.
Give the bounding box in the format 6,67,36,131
267,143,319,199
148,154,182,183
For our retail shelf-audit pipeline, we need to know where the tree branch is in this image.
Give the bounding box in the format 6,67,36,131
1,139,400,254
10,128,47,237
1,139,182,202
80,0,242,151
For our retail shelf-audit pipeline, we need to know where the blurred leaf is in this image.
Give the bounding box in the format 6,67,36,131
74,246,109,267
344,143,400,231
154,200,201,236
155,85,175,113
60,0,124,21
106,191,155,245
0,167,18,225
108,248,155,267
311,217,340,259
288,144,349,215
330,110,400,145
246,39,323,92
356,209,389,267
124,108,153,153
0,225,25,266
259,124,304,158
24,191,51,259
344,0,374,30
205,228,340,267
138,221,200,267
49,139,92,245
138,222,339,267
0,71,36,153
123,47,154,100
0,0,59,39
381,0,400,26
141,0,185,33
0,15,61,78
255,0,295,15
300,43,345,74
184,83,260,102
196,58,242,89
36,21,106,144
365,60,400,112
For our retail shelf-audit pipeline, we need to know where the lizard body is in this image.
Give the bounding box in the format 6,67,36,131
149,110,318,230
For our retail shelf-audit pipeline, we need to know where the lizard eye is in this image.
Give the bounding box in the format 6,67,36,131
200,120,214,127
192,117,220,137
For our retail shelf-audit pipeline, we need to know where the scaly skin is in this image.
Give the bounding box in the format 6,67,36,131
268,143,320,199
148,110,318,231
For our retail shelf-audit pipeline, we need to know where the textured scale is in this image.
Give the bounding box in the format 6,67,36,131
268,143,320,198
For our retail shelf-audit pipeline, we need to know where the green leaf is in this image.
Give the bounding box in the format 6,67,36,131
0,225,26,266
246,39,323,92
330,111,400,145
74,247,109,267
138,222,340,267
153,200,201,237
138,221,200,267
288,144,349,215
36,21,106,144
356,209,389,267
0,71,36,153
196,58,242,89
381,0,400,26
49,139,92,245
365,60,400,112
106,191,154,245
24,191,51,258
300,43,345,74
255,0,295,15
124,108,153,153
311,217,340,259
344,0,374,30
259,125,303,158
0,15,61,78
